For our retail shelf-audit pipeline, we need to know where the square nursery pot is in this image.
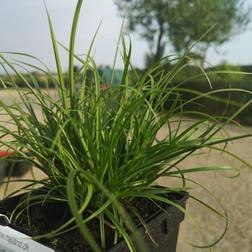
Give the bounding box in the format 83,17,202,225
0,152,31,181
0,191,189,252
107,192,189,252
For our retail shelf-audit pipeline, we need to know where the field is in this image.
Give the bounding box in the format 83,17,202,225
0,90,251,251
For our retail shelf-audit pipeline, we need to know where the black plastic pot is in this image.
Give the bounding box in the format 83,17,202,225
0,191,188,252
0,159,31,180
108,192,188,252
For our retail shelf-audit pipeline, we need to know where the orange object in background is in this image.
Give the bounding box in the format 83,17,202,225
100,83,111,91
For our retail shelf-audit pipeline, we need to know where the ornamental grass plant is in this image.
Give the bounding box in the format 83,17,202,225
0,1,251,251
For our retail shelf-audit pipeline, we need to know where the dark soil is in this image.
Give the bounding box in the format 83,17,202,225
0,192,186,252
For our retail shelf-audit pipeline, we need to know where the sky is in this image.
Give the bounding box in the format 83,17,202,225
0,0,252,72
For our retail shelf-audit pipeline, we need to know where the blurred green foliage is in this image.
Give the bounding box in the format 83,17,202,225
115,0,250,66
1,64,251,125
166,63,252,125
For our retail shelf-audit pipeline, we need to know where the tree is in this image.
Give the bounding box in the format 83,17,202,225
168,0,250,65
116,0,172,65
115,0,250,66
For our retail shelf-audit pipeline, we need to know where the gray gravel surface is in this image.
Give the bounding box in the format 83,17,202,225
158,124,252,252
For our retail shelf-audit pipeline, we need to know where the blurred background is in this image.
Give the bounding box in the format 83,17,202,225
0,1,252,251
1,0,252,69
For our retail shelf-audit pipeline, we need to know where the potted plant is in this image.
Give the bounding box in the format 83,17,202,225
0,1,251,251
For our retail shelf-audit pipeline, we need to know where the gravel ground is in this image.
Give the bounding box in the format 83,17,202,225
0,90,251,252
158,123,252,252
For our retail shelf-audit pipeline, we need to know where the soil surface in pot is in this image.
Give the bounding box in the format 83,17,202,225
0,192,185,251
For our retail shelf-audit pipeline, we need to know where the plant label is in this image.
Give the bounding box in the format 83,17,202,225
0,226,54,252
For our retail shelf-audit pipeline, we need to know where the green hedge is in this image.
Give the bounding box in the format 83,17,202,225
1,64,251,125
169,64,252,125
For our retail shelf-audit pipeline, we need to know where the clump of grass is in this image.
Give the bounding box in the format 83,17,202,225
0,1,251,251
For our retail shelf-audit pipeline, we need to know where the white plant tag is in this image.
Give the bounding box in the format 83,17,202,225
0,226,54,252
